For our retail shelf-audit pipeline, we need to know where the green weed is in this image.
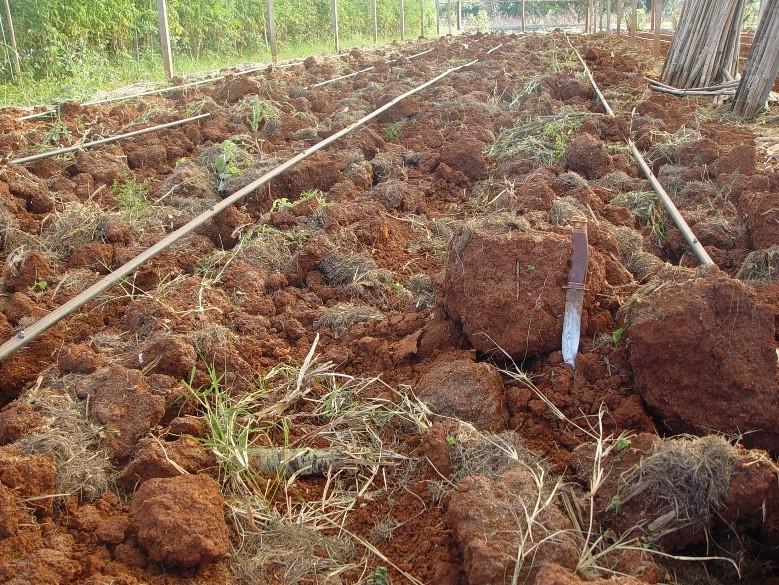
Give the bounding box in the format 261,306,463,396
248,97,281,133
112,176,152,218
384,122,403,142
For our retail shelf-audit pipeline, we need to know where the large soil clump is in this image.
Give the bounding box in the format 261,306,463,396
624,267,779,452
443,223,605,359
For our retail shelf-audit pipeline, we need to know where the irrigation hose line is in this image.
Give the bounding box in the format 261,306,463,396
8,113,212,165
311,47,434,88
0,47,509,362
9,45,449,165
564,34,714,267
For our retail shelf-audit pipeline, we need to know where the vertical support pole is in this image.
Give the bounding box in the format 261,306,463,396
447,0,453,33
331,0,340,52
521,0,526,33
435,0,440,36
156,0,173,80
372,0,378,42
420,0,425,37
631,0,637,39
2,0,19,77
585,0,590,34
617,0,623,35
457,0,462,31
266,0,278,63
653,0,661,55
401,0,406,40
606,0,611,33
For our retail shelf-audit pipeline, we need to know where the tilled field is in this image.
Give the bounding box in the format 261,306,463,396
0,32,778,585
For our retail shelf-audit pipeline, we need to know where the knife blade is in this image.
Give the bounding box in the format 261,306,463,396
562,217,589,368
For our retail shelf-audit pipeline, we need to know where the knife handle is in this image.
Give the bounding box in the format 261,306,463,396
567,218,589,288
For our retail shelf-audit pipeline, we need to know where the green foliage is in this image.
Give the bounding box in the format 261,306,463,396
383,122,403,142
31,279,48,294
0,0,436,105
213,140,243,193
611,326,625,345
247,97,281,133
112,175,152,218
270,197,294,213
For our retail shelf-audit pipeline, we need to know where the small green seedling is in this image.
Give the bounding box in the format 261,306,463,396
445,435,457,447
31,279,48,294
611,326,626,344
384,122,403,142
616,437,631,451
270,197,294,213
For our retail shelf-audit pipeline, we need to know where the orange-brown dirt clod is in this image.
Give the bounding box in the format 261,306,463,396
443,223,606,360
84,365,166,460
416,356,506,431
447,465,578,584
623,267,779,453
129,474,229,568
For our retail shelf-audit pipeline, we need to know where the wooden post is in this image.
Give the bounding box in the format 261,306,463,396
331,0,340,52
435,0,440,35
585,1,590,33
457,0,462,31
420,0,425,37
266,0,278,63
447,0,453,33
521,0,526,32
372,0,378,42
653,0,661,55
617,0,623,34
156,0,173,80
401,0,405,40
606,0,610,33
2,0,19,77
631,0,637,38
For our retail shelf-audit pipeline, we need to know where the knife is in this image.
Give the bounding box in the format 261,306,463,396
562,217,589,368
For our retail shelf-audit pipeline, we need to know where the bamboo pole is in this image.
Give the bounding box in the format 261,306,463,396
156,0,174,79
606,0,611,33
420,0,426,37
266,0,278,63
435,0,441,35
732,0,779,118
372,0,378,42
457,0,462,31
617,0,624,35
653,0,660,54
331,0,340,52
401,0,406,40
631,0,638,39
447,0,453,33
0,56,486,362
2,0,19,77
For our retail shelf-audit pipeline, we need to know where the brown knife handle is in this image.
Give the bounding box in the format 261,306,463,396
567,218,589,287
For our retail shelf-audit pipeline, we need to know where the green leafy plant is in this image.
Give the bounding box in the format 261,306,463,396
270,197,293,213
31,279,48,294
112,176,152,218
214,140,242,193
384,122,403,142
248,97,281,133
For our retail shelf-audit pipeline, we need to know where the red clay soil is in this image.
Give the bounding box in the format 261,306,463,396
0,30,777,585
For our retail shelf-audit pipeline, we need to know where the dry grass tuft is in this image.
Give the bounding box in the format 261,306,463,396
231,517,355,585
736,246,779,283
621,435,737,533
319,251,393,300
241,226,311,273
16,383,112,502
313,302,384,336
450,425,542,484
407,273,435,310
39,201,105,260
550,196,587,226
